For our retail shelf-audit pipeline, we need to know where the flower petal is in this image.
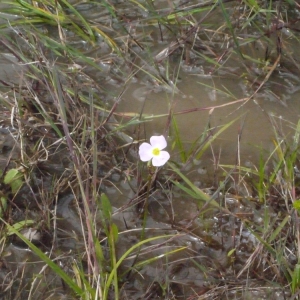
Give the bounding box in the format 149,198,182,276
150,135,167,150
139,142,153,161
152,150,170,167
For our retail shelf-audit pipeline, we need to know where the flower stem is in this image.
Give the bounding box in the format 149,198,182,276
140,165,157,239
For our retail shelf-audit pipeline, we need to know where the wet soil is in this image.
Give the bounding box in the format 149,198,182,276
0,0,300,299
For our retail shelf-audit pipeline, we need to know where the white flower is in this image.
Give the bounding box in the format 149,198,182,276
139,135,170,167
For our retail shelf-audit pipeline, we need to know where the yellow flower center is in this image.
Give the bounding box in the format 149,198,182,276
152,147,160,156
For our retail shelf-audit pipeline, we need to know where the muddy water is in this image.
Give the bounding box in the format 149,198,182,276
116,30,300,158
0,1,299,299
119,71,300,162
1,1,298,170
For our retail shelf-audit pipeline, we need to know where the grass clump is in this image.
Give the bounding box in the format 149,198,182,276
0,14,185,300
0,0,300,299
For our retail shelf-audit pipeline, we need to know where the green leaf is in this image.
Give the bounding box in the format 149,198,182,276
101,193,112,221
6,220,35,236
4,169,19,184
10,178,23,194
293,200,300,212
0,197,7,217
4,169,24,193
111,223,119,243
227,248,236,257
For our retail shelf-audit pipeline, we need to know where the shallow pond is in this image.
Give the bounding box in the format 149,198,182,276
0,0,299,299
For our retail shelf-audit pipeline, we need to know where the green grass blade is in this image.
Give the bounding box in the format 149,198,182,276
268,215,291,243
292,264,300,293
59,0,96,41
218,0,243,58
103,234,177,299
172,116,187,163
168,162,220,208
1,218,85,297
196,116,240,160
133,246,187,269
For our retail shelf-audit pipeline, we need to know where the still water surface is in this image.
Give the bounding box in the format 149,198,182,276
0,1,299,299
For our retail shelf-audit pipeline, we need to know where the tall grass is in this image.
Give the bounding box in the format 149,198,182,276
0,0,300,299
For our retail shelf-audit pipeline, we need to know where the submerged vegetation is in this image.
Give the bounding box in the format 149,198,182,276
0,0,300,299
